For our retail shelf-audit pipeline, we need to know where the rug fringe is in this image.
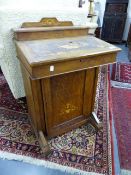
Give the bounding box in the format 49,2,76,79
107,73,113,175
111,81,131,89
93,66,101,113
121,169,131,175
0,150,103,175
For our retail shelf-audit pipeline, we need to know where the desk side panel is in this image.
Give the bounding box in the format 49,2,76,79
83,68,96,116
20,64,46,133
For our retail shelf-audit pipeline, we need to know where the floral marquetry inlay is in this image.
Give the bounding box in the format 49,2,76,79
22,17,73,28
60,103,78,115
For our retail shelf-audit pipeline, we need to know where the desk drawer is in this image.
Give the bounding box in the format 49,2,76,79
31,52,116,79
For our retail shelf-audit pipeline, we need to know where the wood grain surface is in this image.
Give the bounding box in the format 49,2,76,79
15,18,121,141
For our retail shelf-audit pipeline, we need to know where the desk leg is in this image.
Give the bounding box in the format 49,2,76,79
39,131,51,156
83,67,102,130
20,64,51,155
88,112,102,131
29,116,51,156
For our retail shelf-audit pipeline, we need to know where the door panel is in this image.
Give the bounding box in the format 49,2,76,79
101,15,114,40
41,71,87,136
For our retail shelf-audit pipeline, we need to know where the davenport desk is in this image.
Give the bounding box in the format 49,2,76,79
14,18,120,154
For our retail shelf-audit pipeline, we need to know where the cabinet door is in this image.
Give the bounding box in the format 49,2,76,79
127,24,131,45
102,14,126,42
111,14,126,42
107,0,128,3
41,69,96,137
101,15,114,41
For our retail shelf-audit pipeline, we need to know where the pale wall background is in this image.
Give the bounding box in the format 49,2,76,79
123,0,131,40
0,0,131,39
0,0,106,25
0,0,88,10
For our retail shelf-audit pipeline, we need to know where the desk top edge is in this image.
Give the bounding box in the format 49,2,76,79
13,26,90,33
15,35,121,67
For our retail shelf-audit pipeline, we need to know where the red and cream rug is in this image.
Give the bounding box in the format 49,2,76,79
0,67,113,175
111,62,131,89
111,62,131,175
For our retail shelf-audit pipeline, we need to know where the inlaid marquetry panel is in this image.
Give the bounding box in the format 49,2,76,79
41,71,86,136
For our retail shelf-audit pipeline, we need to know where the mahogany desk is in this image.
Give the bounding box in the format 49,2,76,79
14,18,120,154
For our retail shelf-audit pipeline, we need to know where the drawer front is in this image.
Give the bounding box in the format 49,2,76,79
31,53,116,79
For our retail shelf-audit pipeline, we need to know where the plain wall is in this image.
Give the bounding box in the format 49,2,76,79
123,0,131,40
95,0,106,27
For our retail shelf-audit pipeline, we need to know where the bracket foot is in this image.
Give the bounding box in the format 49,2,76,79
89,112,103,131
39,131,51,156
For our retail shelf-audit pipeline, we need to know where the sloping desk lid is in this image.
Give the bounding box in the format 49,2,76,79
15,35,121,67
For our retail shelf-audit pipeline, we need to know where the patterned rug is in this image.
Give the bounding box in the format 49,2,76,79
111,62,131,175
0,71,27,113
111,62,131,89
111,62,131,83
0,67,113,175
